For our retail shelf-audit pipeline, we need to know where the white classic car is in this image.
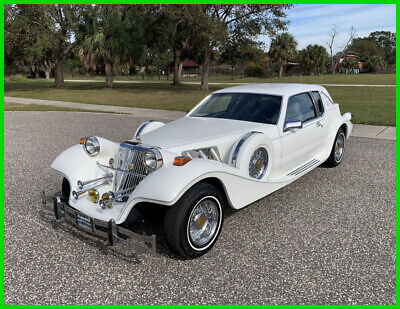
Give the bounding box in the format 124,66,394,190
42,83,353,258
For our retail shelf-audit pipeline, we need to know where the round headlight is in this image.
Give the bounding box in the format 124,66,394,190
143,149,163,170
248,147,268,180
84,136,100,156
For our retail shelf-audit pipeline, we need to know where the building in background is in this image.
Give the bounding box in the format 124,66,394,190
167,60,200,77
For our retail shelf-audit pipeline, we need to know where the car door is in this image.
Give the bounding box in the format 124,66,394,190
309,90,328,138
280,92,325,174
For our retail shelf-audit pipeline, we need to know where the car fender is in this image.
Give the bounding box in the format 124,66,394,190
51,137,120,190
322,115,353,158
228,132,276,180
119,159,235,223
118,155,284,224
134,121,165,140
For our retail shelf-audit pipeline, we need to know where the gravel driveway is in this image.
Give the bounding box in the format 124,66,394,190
4,111,396,304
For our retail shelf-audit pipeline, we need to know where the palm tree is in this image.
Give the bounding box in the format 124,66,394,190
269,32,297,78
79,5,143,88
299,44,329,75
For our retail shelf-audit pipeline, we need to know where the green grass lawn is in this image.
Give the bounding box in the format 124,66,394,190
65,73,396,85
4,77,396,126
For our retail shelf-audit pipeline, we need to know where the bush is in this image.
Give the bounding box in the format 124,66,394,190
244,64,266,77
65,58,86,75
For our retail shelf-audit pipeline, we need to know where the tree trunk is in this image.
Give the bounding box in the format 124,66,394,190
54,57,64,88
177,61,183,83
201,47,211,91
331,58,335,74
279,63,284,78
173,50,181,85
333,56,342,74
44,62,51,80
105,62,114,88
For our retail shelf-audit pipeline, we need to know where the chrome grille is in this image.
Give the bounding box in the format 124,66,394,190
114,142,151,196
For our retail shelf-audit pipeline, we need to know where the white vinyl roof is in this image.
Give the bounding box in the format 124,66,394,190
214,83,329,97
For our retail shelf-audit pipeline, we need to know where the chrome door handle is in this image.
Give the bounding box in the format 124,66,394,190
316,121,323,127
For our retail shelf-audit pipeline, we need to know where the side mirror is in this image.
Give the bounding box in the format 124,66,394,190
283,120,303,132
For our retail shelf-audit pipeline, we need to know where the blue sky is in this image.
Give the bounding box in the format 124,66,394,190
259,4,396,53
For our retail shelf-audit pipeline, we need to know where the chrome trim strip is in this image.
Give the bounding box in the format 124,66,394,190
231,131,262,167
287,159,320,176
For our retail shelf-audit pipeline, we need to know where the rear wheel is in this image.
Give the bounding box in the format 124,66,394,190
164,183,224,259
325,128,346,167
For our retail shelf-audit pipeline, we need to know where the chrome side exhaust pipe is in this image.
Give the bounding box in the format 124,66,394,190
77,174,113,190
72,181,109,200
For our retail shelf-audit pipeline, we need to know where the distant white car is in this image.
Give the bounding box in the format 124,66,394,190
42,83,353,258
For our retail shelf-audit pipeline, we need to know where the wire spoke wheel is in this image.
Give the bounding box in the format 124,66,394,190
334,132,345,162
188,197,220,247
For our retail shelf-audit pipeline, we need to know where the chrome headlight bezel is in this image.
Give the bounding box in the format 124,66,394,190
84,136,100,156
143,148,163,171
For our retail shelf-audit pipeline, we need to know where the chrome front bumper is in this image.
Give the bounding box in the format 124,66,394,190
40,192,156,253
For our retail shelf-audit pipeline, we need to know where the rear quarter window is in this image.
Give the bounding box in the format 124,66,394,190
321,92,334,106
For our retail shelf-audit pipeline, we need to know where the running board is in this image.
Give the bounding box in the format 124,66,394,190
287,159,320,177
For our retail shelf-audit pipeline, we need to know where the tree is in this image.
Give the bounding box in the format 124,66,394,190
268,32,297,77
340,57,358,73
298,45,329,75
326,25,338,74
79,5,143,88
219,32,266,79
198,4,292,90
142,5,204,85
25,5,83,87
5,4,55,78
347,38,385,62
368,31,396,65
332,26,356,74
364,56,386,73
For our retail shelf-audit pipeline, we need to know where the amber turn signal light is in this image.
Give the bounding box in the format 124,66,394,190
173,156,191,166
79,137,85,145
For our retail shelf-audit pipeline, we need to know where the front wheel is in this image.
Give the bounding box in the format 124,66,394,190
325,128,346,167
164,183,224,259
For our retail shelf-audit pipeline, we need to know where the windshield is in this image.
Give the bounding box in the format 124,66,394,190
190,93,282,125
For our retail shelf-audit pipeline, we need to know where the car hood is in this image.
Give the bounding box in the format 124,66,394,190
138,117,276,149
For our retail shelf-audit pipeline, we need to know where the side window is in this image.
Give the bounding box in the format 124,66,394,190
285,93,317,122
321,92,333,106
310,91,324,116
